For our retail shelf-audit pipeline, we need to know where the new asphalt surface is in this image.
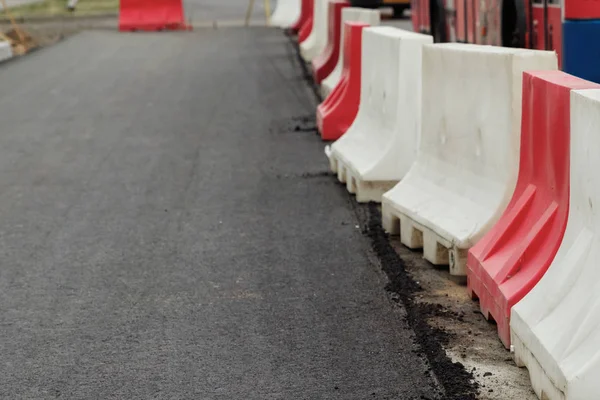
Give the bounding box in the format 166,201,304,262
183,0,274,22
0,28,442,398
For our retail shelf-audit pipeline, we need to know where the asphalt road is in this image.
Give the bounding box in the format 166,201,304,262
183,0,276,22
0,29,442,398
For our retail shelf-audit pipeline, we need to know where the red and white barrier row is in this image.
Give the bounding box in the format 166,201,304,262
276,1,600,399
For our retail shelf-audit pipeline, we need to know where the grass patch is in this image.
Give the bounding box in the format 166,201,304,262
6,0,118,18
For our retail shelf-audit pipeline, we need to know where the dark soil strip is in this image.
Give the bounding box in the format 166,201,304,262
362,203,479,400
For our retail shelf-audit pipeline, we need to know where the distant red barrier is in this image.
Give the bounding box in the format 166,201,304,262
119,0,189,32
467,71,600,348
312,0,348,84
316,21,367,141
291,0,313,33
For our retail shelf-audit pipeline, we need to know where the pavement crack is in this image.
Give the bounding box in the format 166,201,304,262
269,114,317,134
274,171,332,180
300,171,330,178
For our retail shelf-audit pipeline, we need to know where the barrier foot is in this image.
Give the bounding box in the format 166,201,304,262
511,332,565,400
325,145,338,173
329,152,396,202
382,208,400,235
381,205,469,276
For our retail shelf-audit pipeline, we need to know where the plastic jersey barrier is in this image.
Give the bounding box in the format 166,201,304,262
467,71,600,349
325,27,432,202
119,0,188,32
320,8,380,98
270,0,301,28
298,14,313,43
316,21,368,141
300,0,330,62
381,44,557,276
291,0,313,33
312,0,349,84
511,88,600,400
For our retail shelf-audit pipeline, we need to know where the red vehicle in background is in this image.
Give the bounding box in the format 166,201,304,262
411,0,563,63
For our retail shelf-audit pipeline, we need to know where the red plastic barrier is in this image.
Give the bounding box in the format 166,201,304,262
119,0,189,32
466,71,600,349
410,0,419,32
565,0,600,19
316,21,367,141
299,15,313,43
291,0,313,33
312,0,349,84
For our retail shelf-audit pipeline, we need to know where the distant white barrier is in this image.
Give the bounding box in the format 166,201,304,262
0,42,11,63
381,44,557,276
300,0,329,62
325,27,432,202
270,0,301,28
320,8,380,98
511,89,600,400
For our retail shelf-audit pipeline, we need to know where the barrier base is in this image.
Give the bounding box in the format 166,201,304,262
119,22,190,32
329,150,402,202
512,332,565,400
317,105,354,141
467,266,511,347
327,147,396,203
382,202,469,276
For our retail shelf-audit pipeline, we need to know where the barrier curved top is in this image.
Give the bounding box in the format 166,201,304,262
511,88,600,400
382,44,557,250
321,8,380,98
467,71,600,349
328,27,432,184
300,0,330,62
271,0,302,28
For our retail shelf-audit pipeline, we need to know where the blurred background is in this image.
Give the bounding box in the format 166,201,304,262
0,0,281,53
0,0,407,56
1,0,275,21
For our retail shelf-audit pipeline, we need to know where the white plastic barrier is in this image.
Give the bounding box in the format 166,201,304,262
511,89,600,400
325,27,432,203
320,8,380,98
0,41,12,63
381,44,557,276
300,0,329,62
270,0,301,28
